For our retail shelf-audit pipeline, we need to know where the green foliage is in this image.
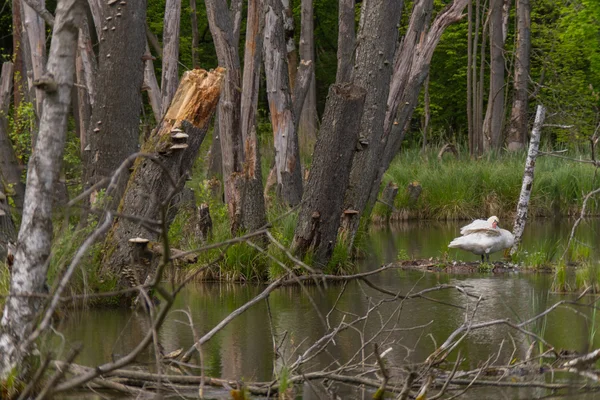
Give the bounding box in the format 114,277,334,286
380,146,600,220
8,100,35,165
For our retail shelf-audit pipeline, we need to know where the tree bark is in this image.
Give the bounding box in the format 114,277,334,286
506,0,530,152
341,0,404,246
205,0,245,233
190,0,200,68
207,112,222,178
282,0,298,87
298,0,318,154
467,0,473,155
264,0,303,206
143,42,162,122
0,62,25,211
101,68,223,296
75,18,96,155
84,0,147,208
240,0,267,231
0,0,84,379
510,105,544,255
12,0,26,110
292,84,366,267
482,0,505,151
20,0,46,119
161,0,182,117
336,0,356,83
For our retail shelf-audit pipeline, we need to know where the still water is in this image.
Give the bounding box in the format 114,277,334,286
55,218,600,398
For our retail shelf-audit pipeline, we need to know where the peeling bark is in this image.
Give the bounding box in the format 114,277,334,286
101,68,223,296
510,105,544,255
0,0,84,379
292,84,366,267
161,0,182,117
264,0,303,206
506,0,530,152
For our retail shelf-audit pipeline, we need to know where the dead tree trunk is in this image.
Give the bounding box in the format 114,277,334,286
143,42,162,122
101,68,223,297
282,0,298,86
0,62,25,211
506,0,530,152
292,84,366,267
264,0,303,206
340,0,404,245
161,0,182,117
207,113,222,178
21,0,46,119
240,0,267,231
75,18,96,155
190,0,200,68
0,0,84,379
367,0,468,223
298,0,318,154
0,188,16,260
483,0,505,151
510,105,544,255
84,0,147,209
336,0,356,84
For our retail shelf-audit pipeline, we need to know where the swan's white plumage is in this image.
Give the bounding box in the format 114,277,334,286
448,216,514,260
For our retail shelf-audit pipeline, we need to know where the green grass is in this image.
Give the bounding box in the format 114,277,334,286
379,146,600,220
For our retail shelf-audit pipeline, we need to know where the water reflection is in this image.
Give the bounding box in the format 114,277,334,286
55,218,600,399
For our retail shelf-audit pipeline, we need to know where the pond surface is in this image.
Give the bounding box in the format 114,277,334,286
55,218,600,399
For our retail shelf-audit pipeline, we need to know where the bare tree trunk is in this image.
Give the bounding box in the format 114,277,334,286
190,0,200,68
506,0,530,152
207,112,222,178
264,0,303,206
476,2,488,154
143,42,163,122
298,0,318,154
510,105,544,255
12,0,26,110
0,62,25,211
84,0,147,208
483,0,505,150
336,0,356,83
204,0,245,233
101,69,223,296
422,74,430,152
161,0,182,117
0,0,84,379
282,0,298,87
292,84,366,267
75,18,96,155
240,0,267,231
340,0,403,246
21,0,46,119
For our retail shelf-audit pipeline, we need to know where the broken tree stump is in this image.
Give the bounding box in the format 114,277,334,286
407,181,422,205
101,68,223,299
196,203,213,241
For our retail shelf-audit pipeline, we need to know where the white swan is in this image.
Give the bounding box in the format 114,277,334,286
448,216,515,262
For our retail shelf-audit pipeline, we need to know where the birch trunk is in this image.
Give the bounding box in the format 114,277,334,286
0,62,25,211
336,0,356,83
292,84,366,267
298,0,318,154
482,0,505,150
161,0,182,117
264,0,303,206
510,105,545,254
506,0,530,152
0,0,84,379
101,69,223,295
